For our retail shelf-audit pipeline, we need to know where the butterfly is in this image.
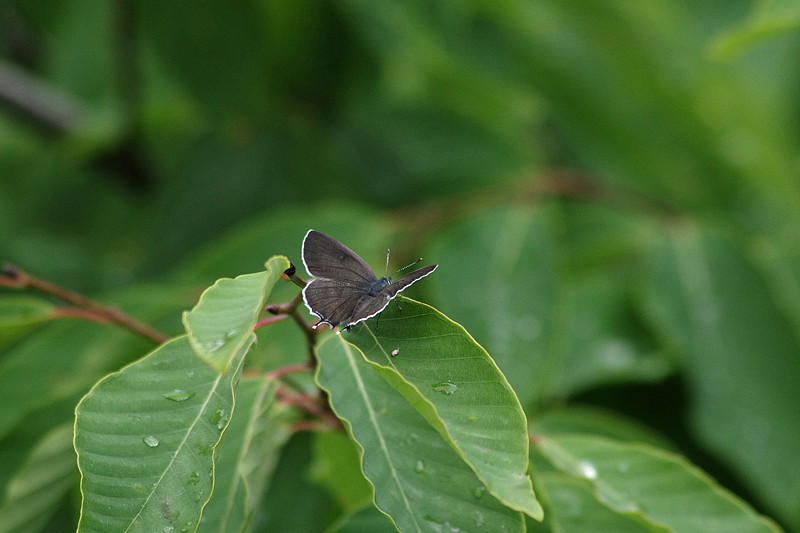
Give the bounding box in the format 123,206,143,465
301,230,437,330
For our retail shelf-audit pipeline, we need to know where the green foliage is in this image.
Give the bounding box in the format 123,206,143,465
2,0,799,531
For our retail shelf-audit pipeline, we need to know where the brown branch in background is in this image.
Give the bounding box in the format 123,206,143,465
1,263,169,344
276,387,342,431
0,59,85,136
388,168,681,258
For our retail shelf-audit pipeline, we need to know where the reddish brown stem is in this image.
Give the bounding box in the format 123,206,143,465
1,263,169,344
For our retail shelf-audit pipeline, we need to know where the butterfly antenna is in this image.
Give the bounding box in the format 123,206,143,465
385,249,391,277
390,257,423,278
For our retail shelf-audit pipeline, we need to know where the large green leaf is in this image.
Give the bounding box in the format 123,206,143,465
535,473,668,533
342,298,542,520
538,435,782,533
74,334,250,532
198,376,291,533
0,423,77,533
640,227,800,527
183,255,289,373
315,334,525,533
425,206,559,408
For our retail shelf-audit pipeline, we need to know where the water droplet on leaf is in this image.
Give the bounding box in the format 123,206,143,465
473,486,486,499
414,459,426,473
431,381,458,395
210,408,229,430
579,460,597,479
202,339,225,353
143,435,160,447
163,389,195,402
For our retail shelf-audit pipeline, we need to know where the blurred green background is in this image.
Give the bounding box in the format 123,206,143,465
2,1,800,531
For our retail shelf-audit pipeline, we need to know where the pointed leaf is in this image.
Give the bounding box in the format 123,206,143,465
0,424,77,533
344,298,542,519
316,334,525,533
183,255,289,373
75,334,250,532
538,435,782,533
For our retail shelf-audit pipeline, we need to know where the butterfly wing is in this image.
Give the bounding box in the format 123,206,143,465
386,265,438,297
303,278,367,327
302,230,377,284
348,291,392,328
343,265,438,328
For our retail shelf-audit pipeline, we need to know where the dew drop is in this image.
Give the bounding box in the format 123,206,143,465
391,348,400,356
224,329,238,339
414,460,426,473
196,442,214,456
202,339,225,353
431,381,458,395
143,435,160,447
163,389,195,402
579,460,597,479
473,486,487,499
210,408,229,430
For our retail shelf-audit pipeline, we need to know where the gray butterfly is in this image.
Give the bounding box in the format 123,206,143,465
301,230,437,330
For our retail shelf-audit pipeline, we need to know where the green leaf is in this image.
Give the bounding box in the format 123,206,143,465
0,424,78,533
710,0,800,59
74,334,250,532
0,295,55,350
425,206,559,408
326,503,398,533
536,473,668,533
344,298,541,520
256,432,337,533
538,435,782,533
0,323,148,441
183,255,289,373
198,375,292,533
640,227,800,526
531,406,674,450
315,334,525,533
0,284,191,441
309,431,374,511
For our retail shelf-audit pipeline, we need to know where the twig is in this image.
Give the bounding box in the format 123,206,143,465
1,263,169,344
277,387,342,431
0,59,85,136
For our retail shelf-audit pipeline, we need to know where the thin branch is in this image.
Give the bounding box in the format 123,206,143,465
1,263,169,344
277,387,342,431
0,59,85,136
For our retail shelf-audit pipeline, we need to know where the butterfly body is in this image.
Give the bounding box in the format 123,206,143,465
301,230,437,329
